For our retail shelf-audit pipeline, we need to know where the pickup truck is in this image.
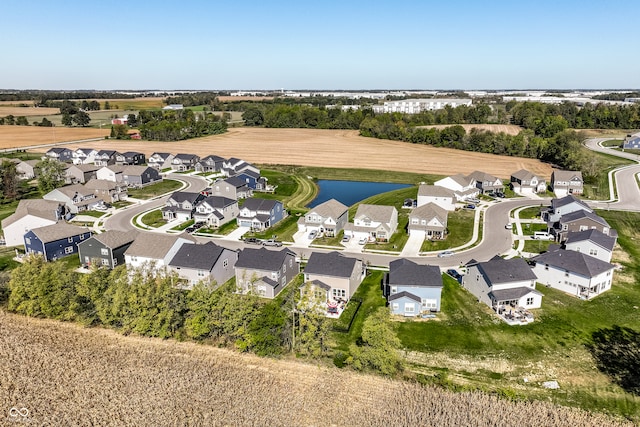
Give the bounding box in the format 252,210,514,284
262,239,283,247
244,237,262,245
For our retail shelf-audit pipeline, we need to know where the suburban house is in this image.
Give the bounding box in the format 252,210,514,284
564,229,617,263
115,151,146,166
551,170,583,197
417,184,456,211
163,104,183,110
408,202,448,240
209,177,253,200
96,165,126,183
72,148,98,165
167,241,238,289
303,251,365,305
171,153,200,171
468,170,504,195
385,259,443,316
344,204,398,242
93,150,120,167
147,152,174,170
434,173,479,201
236,198,285,231
45,147,73,163
195,155,225,173
234,169,265,190
222,158,260,176
532,248,615,299
554,210,614,242
464,256,542,314
543,194,592,223
193,196,239,227
124,233,196,272
510,169,547,194
297,199,348,237
84,179,127,203
65,164,100,184
1,199,66,247
234,247,299,298
162,191,205,221
16,160,38,180
78,230,138,269
622,132,640,150
121,165,162,187
43,184,101,214
24,222,91,261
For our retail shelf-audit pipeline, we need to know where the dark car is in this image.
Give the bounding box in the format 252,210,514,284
244,237,262,245
446,269,463,283
464,204,476,210
185,226,196,233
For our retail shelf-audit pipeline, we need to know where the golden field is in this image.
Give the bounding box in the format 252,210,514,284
419,123,524,136
24,127,552,178
0,106,60,117
0,126,109,149
0,311,631,427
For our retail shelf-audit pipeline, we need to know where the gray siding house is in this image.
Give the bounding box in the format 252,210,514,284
147,152,174,170
167,241,238,289
297,199,348,237
122,165,162,187
303,251,364,303
235,247,299,298
78,230,138,269
385,259,443,316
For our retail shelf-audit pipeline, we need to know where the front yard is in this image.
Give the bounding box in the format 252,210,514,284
420,209,474,252
127,179,183,199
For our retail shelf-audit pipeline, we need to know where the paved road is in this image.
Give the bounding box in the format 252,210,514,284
584,138,640,212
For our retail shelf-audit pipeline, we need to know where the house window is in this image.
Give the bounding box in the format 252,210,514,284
271,272,278,280
65,246,73,254
113,258,117,266
281,277,286,286
197,270,205,277
526,297,534,305
25,237,31,245
404,304,415,313
80,234,85,240
411,218,419,225
131,256,138,262
100,248,109,255
68,237,74,243
422,299,437,309
101,258,109,266
283,264,286,274
565,271,570,277
332,288,346,299
589,249,598,256
392,303,399,311
390,286,397,294
223,259,228,268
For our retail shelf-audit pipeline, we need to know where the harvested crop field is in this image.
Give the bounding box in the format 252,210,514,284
0,126,109,150
418,123,524,135
0,311,632,427
0,106,60,117
35,128,552,178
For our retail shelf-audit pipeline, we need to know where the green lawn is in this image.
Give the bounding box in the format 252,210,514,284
197,220,239,236
139,209,166,228
261,165,443,185
171,219,194,231
80,210,107,218
246,214,300,242
126,179,182,199
517,206,544,220
364,214,409,252
522,239,555,254
601,139,622,147
581,151,634,200
521,222,548,236
313,230,345,247
420,209,475,252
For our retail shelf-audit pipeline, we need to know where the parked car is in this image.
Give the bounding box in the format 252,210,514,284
467,198,480,204
533,231,554,240
244,237,262,245
464,204,476,210
438,250,454,258
358,237,368,245
342,234,351,243
495,192,505,198
505,223,512,229
262,239,283,247
308,230,317,240
185,226,196,233
446,269,463,283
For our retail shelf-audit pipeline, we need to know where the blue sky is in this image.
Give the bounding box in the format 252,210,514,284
1,0,638,90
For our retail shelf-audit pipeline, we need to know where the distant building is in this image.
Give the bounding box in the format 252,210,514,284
380,98,472,114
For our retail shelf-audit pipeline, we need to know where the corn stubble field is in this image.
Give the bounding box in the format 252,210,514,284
0,312,632,426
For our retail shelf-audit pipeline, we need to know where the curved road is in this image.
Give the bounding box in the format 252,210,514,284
104,138,640,268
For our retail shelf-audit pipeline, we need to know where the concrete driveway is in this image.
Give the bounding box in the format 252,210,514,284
400,231,424,257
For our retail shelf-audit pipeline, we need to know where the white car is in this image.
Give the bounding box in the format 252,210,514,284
308,230,317,240
358,237,367,245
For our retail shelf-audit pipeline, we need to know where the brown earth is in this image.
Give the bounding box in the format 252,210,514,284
0,311,632,427
24,128,551,178
0,106,60,117
0,126,109,150
418,124,524,135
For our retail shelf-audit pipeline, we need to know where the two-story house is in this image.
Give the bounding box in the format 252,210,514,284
551,170,583,197
167,241,237,289
554,210,613,242
45,147,73,163
171,153,200,171
433,173,479,201
1,199,66,247
93,150,120,167
78,230,138,269
510,169,547,194
563,229,616,263
162,191,205,221
65,164,100,184
297,199,348,237
24,222,91,261
122,165,162,187
235,247,299,298
417,184,456,211
303,251,365,305
84,179,128,203
209,177,253,200
344,204,398,242
194,155,225,173
96,165,126,183
43,184,101,214
464,256,542,312
236,198,285,231
124,233,196,273
115,151,146,166
72,148,98,165
467,170,504,195
385,259,443,316
532,248,615,299
623,132,640,150
543,194,592,224
408,202,448,240
147,152,174,170
193,196,239,228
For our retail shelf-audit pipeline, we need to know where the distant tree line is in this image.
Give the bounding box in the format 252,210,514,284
0,115,29,126
164,92,227,108
592,92,640,101
137,109,227,141
0,91,135,103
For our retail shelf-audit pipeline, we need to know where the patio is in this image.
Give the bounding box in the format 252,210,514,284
494,304,534,325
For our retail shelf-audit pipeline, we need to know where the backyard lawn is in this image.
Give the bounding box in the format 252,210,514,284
127,179,183,199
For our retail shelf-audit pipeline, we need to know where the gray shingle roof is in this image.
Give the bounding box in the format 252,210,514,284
553,170,583,182
559,210,609,227
467,170,500,183
475,255,537,284
488,287,542,302
124,233,196,258
388,258,442,288
533,249,615,277
388,291,421,303
200,196,236,209
354,204,397,223
308,199,348,220
565,229,616,251
90,230,139,249
551,195,591,211
169,191,203,204
418,184,455,198
242,197,279,212
224,176,248,188
168,241,226,270
84,179,118,191
30,222,90,243
410,202,448,222
1,199,62,229
304,251,359,278
511,169,537,181
235,247,296,271
175,153,198,161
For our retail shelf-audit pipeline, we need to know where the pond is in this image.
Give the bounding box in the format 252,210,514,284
308,180,412,208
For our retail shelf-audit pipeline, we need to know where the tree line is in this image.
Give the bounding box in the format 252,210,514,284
0,91,136,103
3,256,403,376
137,109,227,141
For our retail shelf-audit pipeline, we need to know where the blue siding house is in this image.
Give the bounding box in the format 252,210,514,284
385,258,443,316
24,222,92,261
237,198,285,231
623,134,640,150
234,170,261,190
